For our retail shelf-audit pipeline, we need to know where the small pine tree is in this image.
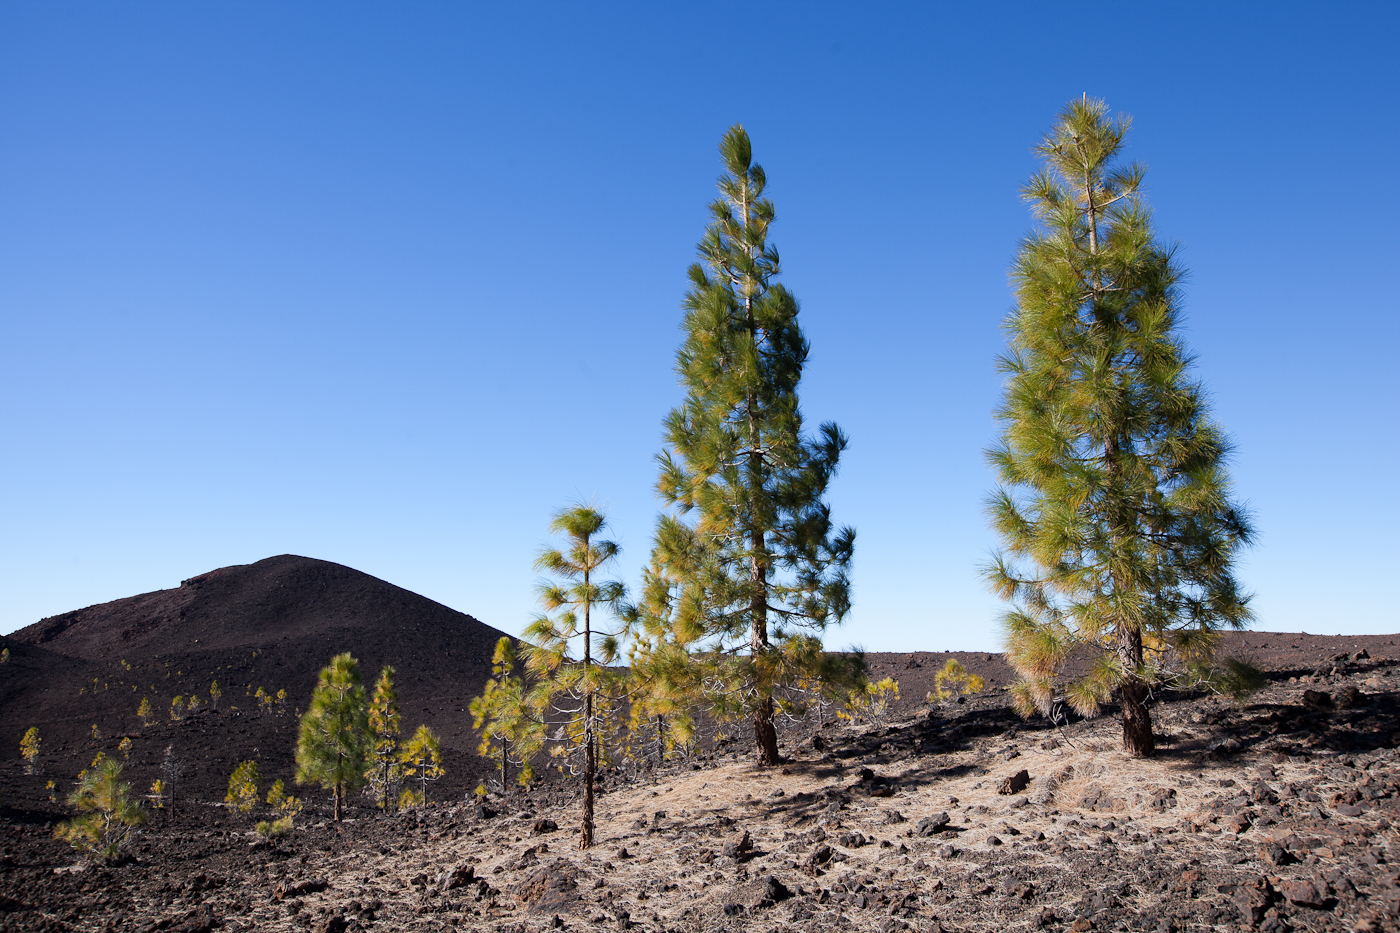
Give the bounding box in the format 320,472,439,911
364,666,404,811
225,760,262,814
840,677,901,726
20,727,41,775
470,637,544,791
208,680,222,711
523,504,629,849
266,779,302,815
159,746,185,818
137,697,154,726
55,757,146,862
987,98,1255,757
117,737,133,760
295,653,369,821
170,696,185,721
931,659,985,703
398,725,444,806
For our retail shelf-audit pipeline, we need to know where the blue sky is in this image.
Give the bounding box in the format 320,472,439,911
2,3,1396,652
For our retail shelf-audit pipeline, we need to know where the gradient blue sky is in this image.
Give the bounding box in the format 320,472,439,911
2,3,1396,651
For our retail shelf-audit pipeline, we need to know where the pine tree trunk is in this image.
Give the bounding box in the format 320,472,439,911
1120,677,1155,757
581,557,596,849
333,782,343,821
581,723,596,849
754,694,779,765
1117,629,1155,758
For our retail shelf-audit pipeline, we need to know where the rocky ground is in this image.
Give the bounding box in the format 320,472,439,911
2,638,1398,933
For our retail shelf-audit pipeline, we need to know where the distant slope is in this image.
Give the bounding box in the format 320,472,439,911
10,554,503,661
2,556,514,805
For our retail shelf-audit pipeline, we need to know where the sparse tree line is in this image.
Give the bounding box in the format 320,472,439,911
18,97,1256,861
471,99,1256,848
18,654,445,862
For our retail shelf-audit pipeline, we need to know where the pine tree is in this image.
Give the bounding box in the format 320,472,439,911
55,756,146,862
987,98,1255,758
365,666,404,811
398,725,444,807
295,653,370,820
470,636,544,791
643,124,858,766
522,504,628,849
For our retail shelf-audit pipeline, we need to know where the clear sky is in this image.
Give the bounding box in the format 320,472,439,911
2,3,1397,652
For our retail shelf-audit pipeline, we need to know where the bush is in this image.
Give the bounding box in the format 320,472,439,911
55,757,145,862
19,727,40,775
225,760,262,813
255,815,294,839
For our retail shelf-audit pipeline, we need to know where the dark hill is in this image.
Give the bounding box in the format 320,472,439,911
2,555,513,808
11,554,502,661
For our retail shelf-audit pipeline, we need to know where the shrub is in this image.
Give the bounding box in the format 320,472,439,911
225,760,262,813
930,659,985,703
266,779,302,815
19,727,40,775
839,677,901,726
55,757,145,862
255,815,294,839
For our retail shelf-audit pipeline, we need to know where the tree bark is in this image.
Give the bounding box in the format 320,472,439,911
754,694,779,765
333,781,343,821
1117,628,1155,757
1120,677,1155,757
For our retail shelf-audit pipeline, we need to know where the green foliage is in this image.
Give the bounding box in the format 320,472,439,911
931,659,986,703
20,727,40,774
839,676,900,726
522,505,628,848
637,124,857,766
986,98,1254,757
364,666,404,810
255,815,294,839
295,653,370,821
225,760,262,813
266,778,302,815
209,680,222,710
170,696,185,720
470,637,544,790
398,725,443,806
55,756,146,862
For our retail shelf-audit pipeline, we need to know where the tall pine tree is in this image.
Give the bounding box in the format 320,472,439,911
987,98,1254,757
644,124,857,766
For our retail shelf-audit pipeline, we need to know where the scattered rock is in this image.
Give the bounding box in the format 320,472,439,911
722,830,753,859
1231,877,1273,924
998,770,1031,795
748,875,793,909
532,819,559,835
513,859,581,915
1336,685,1363,709
1279,877,1328,909
915,813,951,836
1303,689,1334,710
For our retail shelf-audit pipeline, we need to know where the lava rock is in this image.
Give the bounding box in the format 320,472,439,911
998,770,1031,795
